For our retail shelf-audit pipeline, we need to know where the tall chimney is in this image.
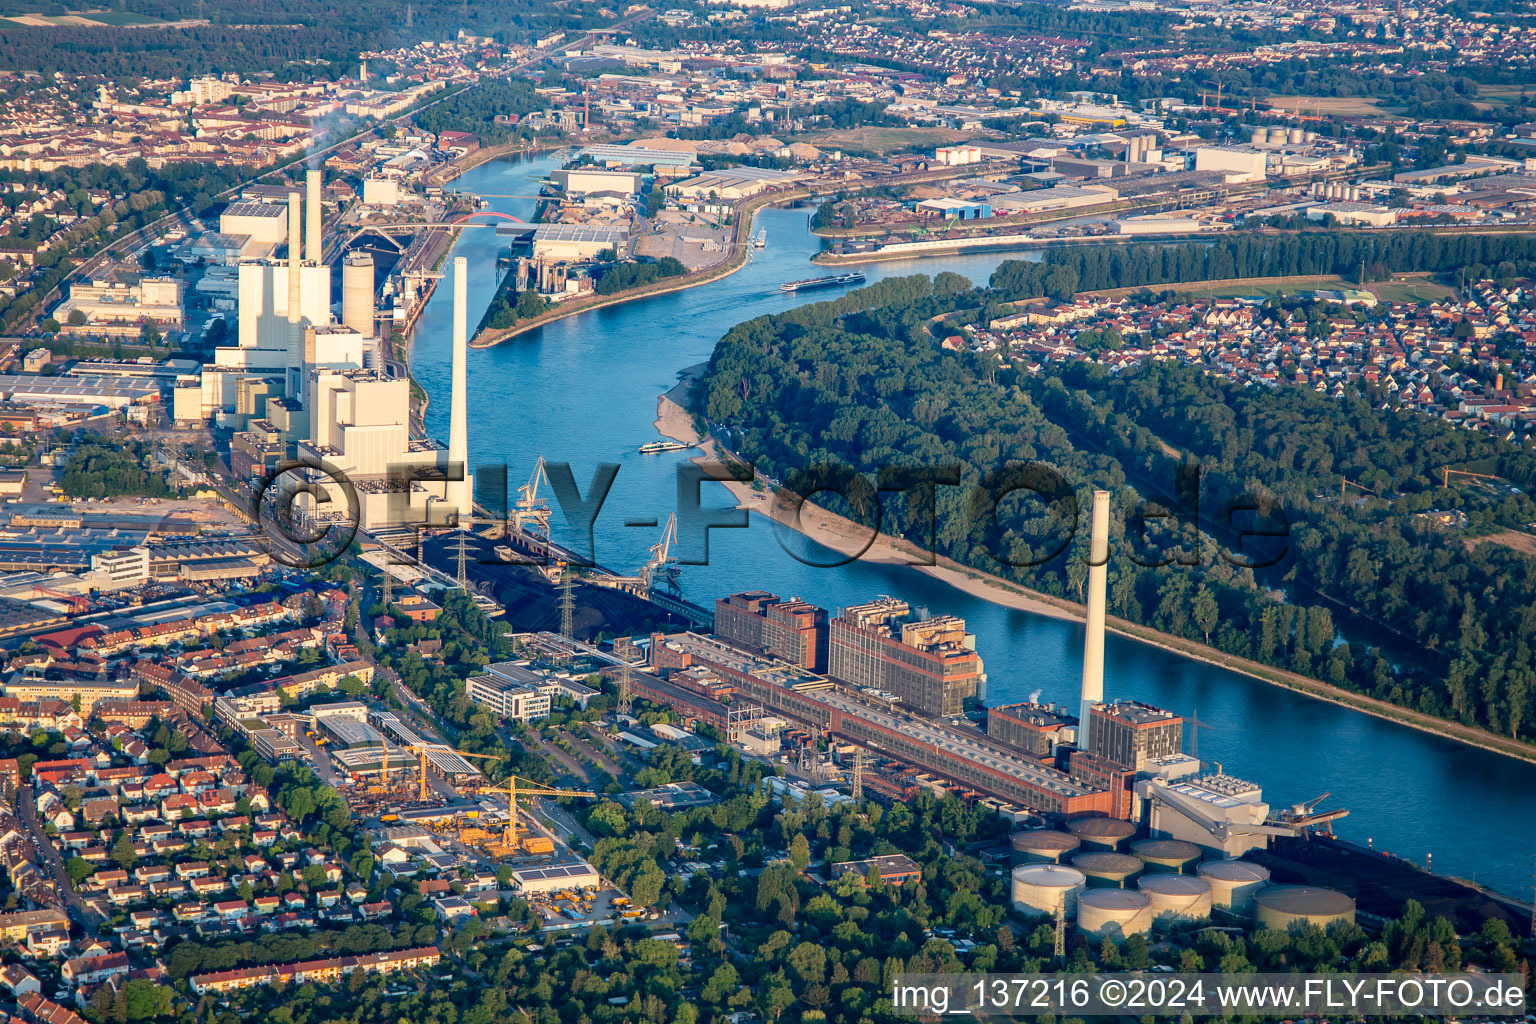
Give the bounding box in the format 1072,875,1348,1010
1077,490,1111,751
447,256,470,520
306,169,323,265
286,191,303,370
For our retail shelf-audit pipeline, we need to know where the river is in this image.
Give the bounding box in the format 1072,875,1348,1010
408,154,1536,900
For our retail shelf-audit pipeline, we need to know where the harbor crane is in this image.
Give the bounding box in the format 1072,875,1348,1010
643,512,681,595
380,744,503,802
514,457,553,539
1270,792,1351,838
494,775,595,854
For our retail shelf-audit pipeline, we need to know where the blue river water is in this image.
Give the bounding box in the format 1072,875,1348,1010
408,154,1536,899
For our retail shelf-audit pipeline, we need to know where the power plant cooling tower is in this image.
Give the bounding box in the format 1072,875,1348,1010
1254,886,1355,929
1137,873,1213,924
1011,864,1086,918
1076,889,1153,941
342,252,376,337
1011,830,1082,866
1197,860,1271,915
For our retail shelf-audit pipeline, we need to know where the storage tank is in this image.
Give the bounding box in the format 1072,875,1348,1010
1011,830,1082,866
1197,860,1270,915
1250,129,1266,146
342,251,376,337
1132,839,1202,874
1267,127,1287,144
1288,127,1305,144
1254,886,1355,930
1305,131,1318,143
1138,873,1213,924
1073,852,1144,889
1012,864,1086,918
1067,816,1136,852
1076,888,1153,941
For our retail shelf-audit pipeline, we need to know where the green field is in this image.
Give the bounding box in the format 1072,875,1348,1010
1,9,171,26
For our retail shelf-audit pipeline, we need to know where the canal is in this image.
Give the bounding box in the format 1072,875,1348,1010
409,154,1536,900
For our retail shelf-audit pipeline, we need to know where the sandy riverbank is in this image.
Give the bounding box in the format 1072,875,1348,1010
654,374,1536,766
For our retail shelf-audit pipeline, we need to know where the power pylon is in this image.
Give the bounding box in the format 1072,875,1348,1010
617,660,634,717
851,747,864,802
558,563,575,643
1054,901,1066,964
454,530,470,587
382,560,393,608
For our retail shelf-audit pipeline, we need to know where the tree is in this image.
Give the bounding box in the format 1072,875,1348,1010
111,830,137,870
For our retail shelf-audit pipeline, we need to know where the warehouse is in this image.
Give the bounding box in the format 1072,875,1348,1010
531,224,629,261
0,375,159,411
218,202,289,247
551,169,642,196
915,197,991,220
510,862,601,895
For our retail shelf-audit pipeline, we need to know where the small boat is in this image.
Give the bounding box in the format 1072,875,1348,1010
781,271,866,293
755,229,767,249
639,440,698,454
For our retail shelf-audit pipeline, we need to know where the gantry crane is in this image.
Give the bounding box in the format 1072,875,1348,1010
514,457,552,540
380,744,503,802
1441,467,1503,489
642,512,681,595
496,774,595,854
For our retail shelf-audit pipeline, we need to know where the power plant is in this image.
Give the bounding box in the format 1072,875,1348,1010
191,168,473,534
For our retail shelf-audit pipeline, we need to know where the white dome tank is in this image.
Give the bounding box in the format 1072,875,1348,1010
1197,860,1270,915
1137,873,1213,924
1011,863,1086,918
1076,888,1153,941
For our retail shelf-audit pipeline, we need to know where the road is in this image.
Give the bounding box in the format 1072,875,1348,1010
18,787,99,928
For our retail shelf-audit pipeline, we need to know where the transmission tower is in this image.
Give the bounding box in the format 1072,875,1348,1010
382,560,393,609
1054,902,1066,964
454,530,470,587
617,660,634,717
559,563,576,643
851,747,864,802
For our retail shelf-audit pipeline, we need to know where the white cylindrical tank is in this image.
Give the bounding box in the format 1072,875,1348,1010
1251,130,1266,146
1076,888,1153,941
1197,860,1271,915
1255,886,1355,929
1012,864,1086,918
1074,852,1144,889
1288,128,1305,144
1305,131,1318,143
342,252,376,337
1138,874,1213,924
1267,127,1287,144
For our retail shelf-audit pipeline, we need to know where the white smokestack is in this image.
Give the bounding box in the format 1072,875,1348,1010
447,256,470,521
1078,490,1111,750
306,169,323,265
286,191,303,372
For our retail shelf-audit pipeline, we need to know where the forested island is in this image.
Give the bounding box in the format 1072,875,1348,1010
694,241,1536,750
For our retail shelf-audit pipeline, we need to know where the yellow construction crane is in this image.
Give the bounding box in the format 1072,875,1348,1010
380,744,503,802
1441,467,1503,489
497,775,595,854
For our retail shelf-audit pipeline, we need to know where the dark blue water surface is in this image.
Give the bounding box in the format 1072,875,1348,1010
411,155,1536,899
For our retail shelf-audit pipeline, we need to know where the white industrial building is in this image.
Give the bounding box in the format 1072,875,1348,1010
466,672,552,722
1306,201,1398,227
551,168,642,196
56,277,183,331
531,224,629,261
1193,146,1268,183
361,177,401,206
510,862,601,895
219,202,290,248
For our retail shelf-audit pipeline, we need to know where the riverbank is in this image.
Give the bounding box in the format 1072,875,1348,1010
655,374,1536,768
470,187,809,347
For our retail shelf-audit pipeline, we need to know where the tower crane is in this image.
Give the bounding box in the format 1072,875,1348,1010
495,775,595,854
381,744,503,802
642,512,681,595
1441,467,1503,489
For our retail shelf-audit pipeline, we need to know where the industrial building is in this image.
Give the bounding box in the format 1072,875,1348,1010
1087,700,1183,769
219,202,290,249
466,669,551,722
1193,146,1268,183
56,277,183,334
551,168,642,196
509,862,601,895
713,591,827,671
987,701,1074,756
827,597,984,717
530,224,629,261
